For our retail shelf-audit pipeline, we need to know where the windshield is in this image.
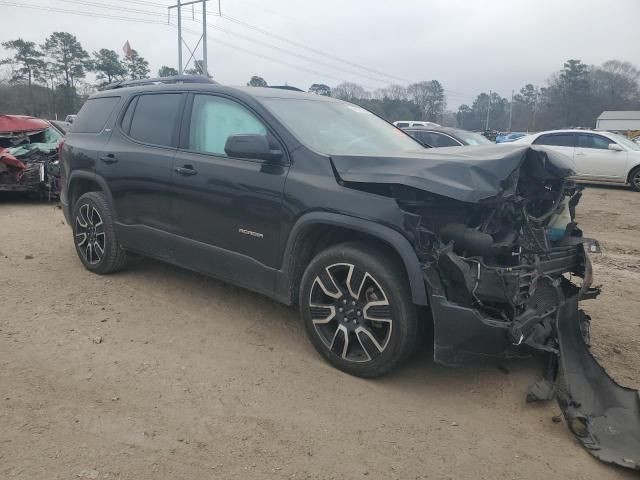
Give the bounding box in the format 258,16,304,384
455,130,492,145
261,98,424,155
607,132,640,151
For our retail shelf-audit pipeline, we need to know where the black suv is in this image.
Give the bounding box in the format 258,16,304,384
60,76,596,378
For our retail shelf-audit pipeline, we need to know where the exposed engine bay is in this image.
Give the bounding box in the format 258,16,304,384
331,145,639,471
395,171,599,364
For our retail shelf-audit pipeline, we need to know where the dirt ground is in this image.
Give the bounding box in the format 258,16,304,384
1,185,638,480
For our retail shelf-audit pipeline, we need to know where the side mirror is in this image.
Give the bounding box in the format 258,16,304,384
608,143,624,152
224,134,283,162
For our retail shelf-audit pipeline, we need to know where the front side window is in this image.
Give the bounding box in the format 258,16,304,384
73,96,120,134
128,93,183,147
395,122,410,128
577,134,613,150
533,134,575,147
188,95,267,156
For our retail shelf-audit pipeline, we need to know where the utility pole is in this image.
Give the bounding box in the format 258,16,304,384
485,90,492,131
177,0,182,73
202,0,207,76
508,89,514,132
168,0,209,76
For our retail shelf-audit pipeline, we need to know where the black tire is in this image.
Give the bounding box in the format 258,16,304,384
629,167,640,192
299,241,419,378
72,191,127,274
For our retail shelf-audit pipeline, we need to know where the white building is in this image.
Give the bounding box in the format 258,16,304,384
596,111,640,131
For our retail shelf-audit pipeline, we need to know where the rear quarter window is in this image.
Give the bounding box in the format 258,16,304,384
73,96,121,133
128,93,183,147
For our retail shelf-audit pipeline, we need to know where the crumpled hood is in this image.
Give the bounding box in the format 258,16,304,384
0,115,50,134
330,144,576,203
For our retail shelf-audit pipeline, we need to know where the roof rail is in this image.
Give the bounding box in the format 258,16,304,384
102,75,218,90
267,85,304,92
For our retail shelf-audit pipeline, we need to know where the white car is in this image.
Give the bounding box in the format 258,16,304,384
513,129,640,191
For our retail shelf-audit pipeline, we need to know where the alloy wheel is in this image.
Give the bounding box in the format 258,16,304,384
75,203,106,265
308,263,393,362
633,171,640,191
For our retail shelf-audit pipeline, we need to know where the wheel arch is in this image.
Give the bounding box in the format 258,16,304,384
67,171,115,217
627,163,640,184
275,212,428,307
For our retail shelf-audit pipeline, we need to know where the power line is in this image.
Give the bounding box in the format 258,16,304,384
3,0,480,100
0,1,169,24
1,1,374,88
56,0,166,18
177,23,374,87
189,17,396,86
222,14,415,85
55,0,477,96
50,0,404,86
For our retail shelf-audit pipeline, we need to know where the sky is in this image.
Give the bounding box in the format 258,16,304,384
1,0,639,108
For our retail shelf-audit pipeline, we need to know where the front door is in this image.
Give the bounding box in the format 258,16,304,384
575,133,628,180
170,93,289,294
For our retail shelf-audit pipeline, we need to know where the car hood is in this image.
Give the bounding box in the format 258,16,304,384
0,115,50,134
330,144,576,203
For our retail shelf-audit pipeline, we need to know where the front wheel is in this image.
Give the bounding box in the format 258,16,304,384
299,241,418,377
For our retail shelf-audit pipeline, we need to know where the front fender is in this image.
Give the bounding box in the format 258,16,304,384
275,211,428,306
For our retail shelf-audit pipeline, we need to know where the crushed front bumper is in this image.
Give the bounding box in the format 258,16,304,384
424,244,640,472
556,297,640,471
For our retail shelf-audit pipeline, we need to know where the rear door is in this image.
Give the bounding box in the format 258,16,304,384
532,132,576,166
99,92,186,258
575,133,628,180
170,93,290,293
61,95,121,205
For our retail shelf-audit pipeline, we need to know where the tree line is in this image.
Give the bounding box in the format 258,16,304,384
249,59,640,132
2,32,638,132
0,31,209,118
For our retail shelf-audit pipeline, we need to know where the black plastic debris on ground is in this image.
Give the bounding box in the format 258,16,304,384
556,297,640,471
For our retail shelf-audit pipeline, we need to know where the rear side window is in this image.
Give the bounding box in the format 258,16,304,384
395,122,409,128
577,134,613,150
128,93,183,147
533,134,575,147
73,96,120,133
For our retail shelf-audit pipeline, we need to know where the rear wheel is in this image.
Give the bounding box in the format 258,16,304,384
629,167,640,192
72,191,127,274
300,241,418,377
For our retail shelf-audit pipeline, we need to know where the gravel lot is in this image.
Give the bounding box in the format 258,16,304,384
1,185,638,480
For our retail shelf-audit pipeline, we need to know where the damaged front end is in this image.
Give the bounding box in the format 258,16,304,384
0,115,62,200
331,144,639,471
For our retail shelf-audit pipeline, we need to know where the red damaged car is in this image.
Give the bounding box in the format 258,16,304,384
0,114,63,199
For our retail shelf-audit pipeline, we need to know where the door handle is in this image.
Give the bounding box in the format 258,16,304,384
174,165,198,176
575,152,586,156
99,154,118,164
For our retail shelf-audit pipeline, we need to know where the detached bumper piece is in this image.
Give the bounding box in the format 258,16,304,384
556,297,640,471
